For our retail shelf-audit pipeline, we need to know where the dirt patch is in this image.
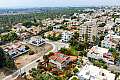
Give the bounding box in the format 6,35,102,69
15,43,53,69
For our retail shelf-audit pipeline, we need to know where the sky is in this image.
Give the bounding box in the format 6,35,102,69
0,0,120,8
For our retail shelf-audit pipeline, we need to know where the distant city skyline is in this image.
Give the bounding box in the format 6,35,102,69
0,0,120,8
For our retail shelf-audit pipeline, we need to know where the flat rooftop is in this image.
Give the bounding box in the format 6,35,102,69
77,64,115,80
88,46,109,55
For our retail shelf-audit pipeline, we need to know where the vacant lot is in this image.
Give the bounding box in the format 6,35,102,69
15,43,52,69
0,43,52,79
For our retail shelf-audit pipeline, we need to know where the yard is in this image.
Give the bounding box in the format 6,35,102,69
15,43,53,69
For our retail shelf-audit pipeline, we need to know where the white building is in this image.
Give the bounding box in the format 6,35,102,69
77,64,115,80
61,31,73,43
101,34,120,48
115,18,120,24
29,36,45,46
87,46,109,60
53,24,62,31
104,22,115,31
12,23,27,32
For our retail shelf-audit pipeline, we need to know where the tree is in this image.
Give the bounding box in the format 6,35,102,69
0,47,16,69
0,32,18,42
22,22,34,28
103,64,108,69
0,47,6,68
109,48,119,61
98,23,106,27
5,53,16,70
71,76,79,80
38,21,44,30
43,55,49,67
73,32,79,40
92,35,96,45
73,67,79,73
48,52,54,57
47,34,61,41
30,68,64,80
60,48,66,54
109,48,116,52
112,51,119,63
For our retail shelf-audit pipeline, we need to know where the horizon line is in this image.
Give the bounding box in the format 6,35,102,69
0,5,118,9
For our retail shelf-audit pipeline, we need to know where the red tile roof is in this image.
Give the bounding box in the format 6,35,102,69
49,52,70,64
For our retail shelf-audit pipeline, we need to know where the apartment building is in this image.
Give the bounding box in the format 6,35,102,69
61,31,73,43
79,20,97,42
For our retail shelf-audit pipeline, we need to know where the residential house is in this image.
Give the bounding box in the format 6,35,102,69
112,23,120,35
101,34,120,49
53,24,62,31
104,22,115,31
87,46,109,60
115,18,120,24
29,36,45,46
49,52,77,69
61,31,73,43
77,64,115,80
64,20,80,30
12,23,27,33
17,32,31,40
4,42,29,58
49,52,70,69
42,18,55,27
87,46,114,64
53,18,64,24
44,31,61,38
27,26,41,35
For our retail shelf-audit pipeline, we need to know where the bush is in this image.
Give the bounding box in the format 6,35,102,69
59,47,78,56
29,51,35,55
73,67,79,73
103,64,108,69
25,46,30,50
0,32,18,42
71,76,79,80
47,35,61,41
48,52,54,57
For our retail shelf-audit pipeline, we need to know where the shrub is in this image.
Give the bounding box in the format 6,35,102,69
29,51,35,55
73,67,79,73
48,52,54,57
103,64,108,69
71,76,79,80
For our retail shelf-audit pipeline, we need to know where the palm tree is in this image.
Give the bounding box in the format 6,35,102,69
39,21,44,31
112,51,119,64
43,55,49,67
92,35,96,45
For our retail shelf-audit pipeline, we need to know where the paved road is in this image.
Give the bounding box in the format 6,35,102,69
44,39,69,52
3,40,69,80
